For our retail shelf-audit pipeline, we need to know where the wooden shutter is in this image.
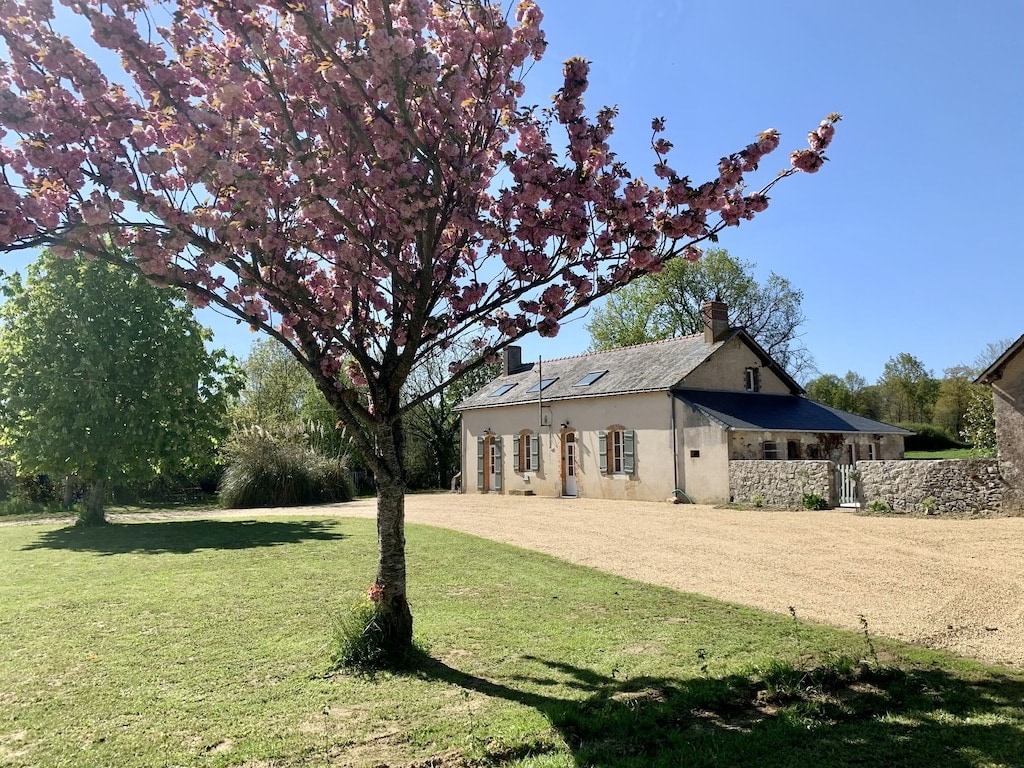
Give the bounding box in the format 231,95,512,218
513,434,521,472
476,437,485,490
530,434,540,472
598,430,608,474
623,430,635,474
493,437,502,490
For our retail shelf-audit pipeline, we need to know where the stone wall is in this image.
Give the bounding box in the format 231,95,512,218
729,458,1008,515
729,460,834,508
857,459,1005,516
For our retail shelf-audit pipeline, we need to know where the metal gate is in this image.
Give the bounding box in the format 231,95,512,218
836,464,860,507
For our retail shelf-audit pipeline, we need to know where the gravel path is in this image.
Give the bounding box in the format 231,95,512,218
18,495,1024,667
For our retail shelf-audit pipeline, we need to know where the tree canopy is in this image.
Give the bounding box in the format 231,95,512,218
0,251,239,524
586,249,812,376
0,0,839,661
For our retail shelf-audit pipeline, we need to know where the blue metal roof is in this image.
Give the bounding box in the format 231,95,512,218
674,388,913,434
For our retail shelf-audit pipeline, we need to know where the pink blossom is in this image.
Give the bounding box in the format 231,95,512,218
790,149,825,173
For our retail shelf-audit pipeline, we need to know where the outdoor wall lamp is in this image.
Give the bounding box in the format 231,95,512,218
560,420,570,429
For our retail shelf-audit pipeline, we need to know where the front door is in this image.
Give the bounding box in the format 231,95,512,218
562,432,577,497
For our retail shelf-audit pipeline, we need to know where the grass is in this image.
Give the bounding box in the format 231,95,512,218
905,448,981,459
1,515,1022,767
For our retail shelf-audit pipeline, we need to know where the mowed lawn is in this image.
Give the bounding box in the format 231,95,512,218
1,516,1023,767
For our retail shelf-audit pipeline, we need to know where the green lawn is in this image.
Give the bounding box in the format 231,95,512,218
904,449,979,459
1,515,1022,767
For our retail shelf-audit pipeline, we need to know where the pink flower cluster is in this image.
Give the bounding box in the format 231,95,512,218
0,0,839,447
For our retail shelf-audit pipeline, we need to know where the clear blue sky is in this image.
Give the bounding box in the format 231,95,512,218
4,1,1023,384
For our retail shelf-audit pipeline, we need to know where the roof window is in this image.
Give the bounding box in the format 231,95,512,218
526,377,558,393
573,370,608,387
489,383,517,397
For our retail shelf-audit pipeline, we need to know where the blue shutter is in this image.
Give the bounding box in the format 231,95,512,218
623,430,635,474
598,430,608,474
476,437,484,490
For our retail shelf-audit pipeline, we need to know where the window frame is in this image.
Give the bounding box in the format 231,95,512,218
513,430,540,473
573,370,608,387
599,427,635,475
526,377,558,393
762,440,779,460
744,366,761,392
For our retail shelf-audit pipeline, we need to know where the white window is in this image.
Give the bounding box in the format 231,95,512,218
599,428,635,475
514,431,540,473
611,430,624,473
762,441,779,460
745,367,761,392
868,442,879,460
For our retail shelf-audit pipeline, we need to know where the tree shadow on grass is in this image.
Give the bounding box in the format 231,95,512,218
414,654,1024,767
21,518,348,555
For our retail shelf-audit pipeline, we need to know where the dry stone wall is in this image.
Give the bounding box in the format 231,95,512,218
729,459,1008,515
857,459,1004,516
729,460,834,508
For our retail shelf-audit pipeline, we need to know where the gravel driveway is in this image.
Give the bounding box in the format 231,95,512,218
327,494,1024,668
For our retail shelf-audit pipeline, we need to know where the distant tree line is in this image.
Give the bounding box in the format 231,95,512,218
804,346,1002,455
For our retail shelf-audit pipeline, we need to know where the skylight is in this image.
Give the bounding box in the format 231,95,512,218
489,383,517,397
573,370,608,387
526,377,558,393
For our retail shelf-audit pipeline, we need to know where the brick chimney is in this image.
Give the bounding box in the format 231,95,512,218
702,301,729,343
503,345,523,375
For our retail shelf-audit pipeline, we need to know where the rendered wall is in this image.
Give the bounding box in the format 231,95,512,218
683,336,792,394
676,404,730,503
460,391,678,501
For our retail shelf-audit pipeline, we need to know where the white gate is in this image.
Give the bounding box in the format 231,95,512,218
836,464,860,507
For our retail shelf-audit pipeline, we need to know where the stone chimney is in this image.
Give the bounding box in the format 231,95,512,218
503,345,523,375
702,301,729,343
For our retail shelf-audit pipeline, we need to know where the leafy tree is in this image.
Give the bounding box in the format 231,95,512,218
587,249,813,376
932,365,979,439
232,338,315,433
804,370,882,419
878,353,940,425
231,338,361,476
0,0,839,661
0,252,239,525
404,350,503,490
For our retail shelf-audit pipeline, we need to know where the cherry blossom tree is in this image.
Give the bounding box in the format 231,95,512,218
0,0,839,661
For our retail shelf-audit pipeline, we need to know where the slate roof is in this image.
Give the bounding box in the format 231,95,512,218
456,332,730,411
674,388,913,434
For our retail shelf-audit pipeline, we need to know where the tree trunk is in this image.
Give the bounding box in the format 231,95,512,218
77,478,107,526
62,475,75,509
372,419,414,661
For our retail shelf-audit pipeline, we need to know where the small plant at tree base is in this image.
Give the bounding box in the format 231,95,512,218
331,598,387,671
331,585,426,671
867,499,891,513
801,493,829,510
